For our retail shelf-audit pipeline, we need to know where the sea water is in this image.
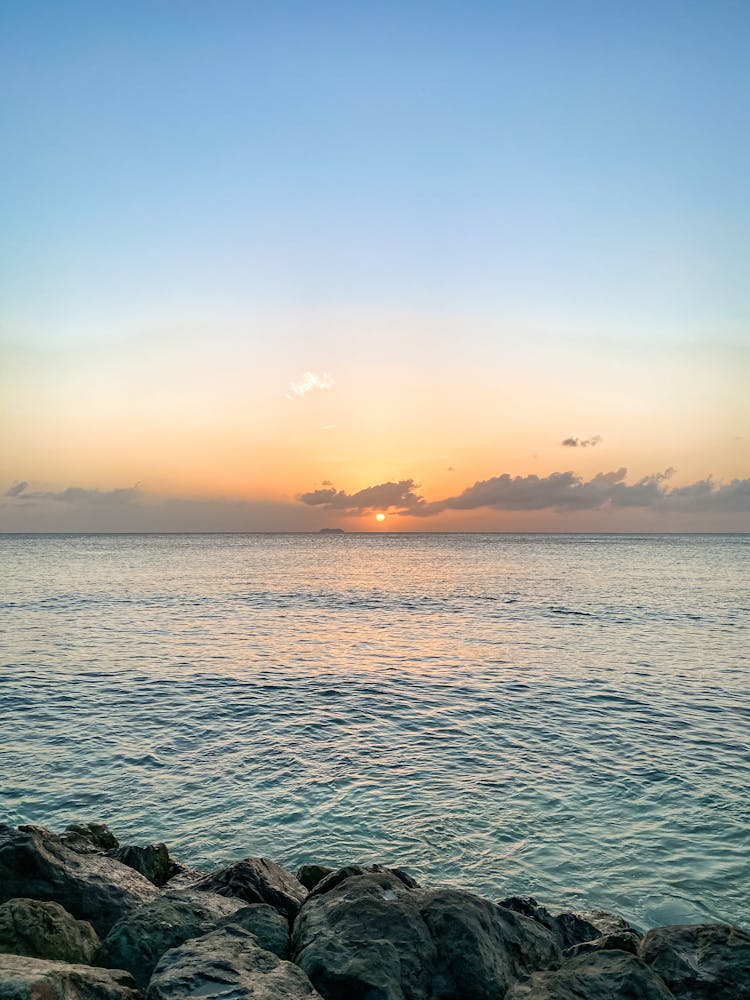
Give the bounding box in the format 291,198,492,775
1,532,748,928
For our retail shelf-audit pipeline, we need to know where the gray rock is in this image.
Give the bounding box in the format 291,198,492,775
308,863,419,899
0,897,100,964
579,908,641,938
420,888,563,999
161,865,207,890
565,930,641,958
191,857,306,922
59,823,120,855
292,870,561,1000
112,845,175,888
97,889,244,988
295,864,333,892
219,903,289,957
639,923,750,999
0,953,141,1000
498,895,601,949
505,949,675,999
147,924,321,999
0,824,158,936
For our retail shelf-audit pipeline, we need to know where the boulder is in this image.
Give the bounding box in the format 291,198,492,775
579,909,641,938
0,824,159,936
161,865,207,890
97,889,244,988
219,903,289,958
0,897,100,964
292,870,561,1000
112,844,175,888
296,864,333,893
0,953,141,1000
498,895,601,949
308,863,419,899
565,930,641,958
191,857,306,922
505,949,675,999
59,823,120,855
147,924,321,999
639,923,750,999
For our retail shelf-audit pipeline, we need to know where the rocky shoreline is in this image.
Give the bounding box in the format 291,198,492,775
0,821,747,998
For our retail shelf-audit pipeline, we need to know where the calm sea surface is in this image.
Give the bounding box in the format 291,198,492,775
1,533,748,929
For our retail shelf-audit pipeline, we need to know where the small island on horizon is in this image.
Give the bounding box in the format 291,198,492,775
319,527,345,534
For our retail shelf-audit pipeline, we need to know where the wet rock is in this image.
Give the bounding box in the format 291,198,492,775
639,923,750,999
580,908,641,938
97,889,244,988
308,863,419,899
293,871,436,1000
219,903,289,957
112,844,175,888
0,897,100,964
191,857,306,922
0,953,141,1000
161,864,207,889
147,924,321,999
292,871,561,1000
296,864,333,892
505,949,674,999
498,895,601,949
0,824,158,936
59,823,120,855
565,929,641,958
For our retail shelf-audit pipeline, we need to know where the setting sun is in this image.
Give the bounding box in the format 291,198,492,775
375,512,386,522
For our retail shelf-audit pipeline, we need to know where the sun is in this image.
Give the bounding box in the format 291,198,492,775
375,512,386,522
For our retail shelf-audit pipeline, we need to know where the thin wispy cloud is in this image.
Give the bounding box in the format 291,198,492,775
4,482,142,504
299,469,750,516
561,435,602,448
286,371,335,399
5,481,28,497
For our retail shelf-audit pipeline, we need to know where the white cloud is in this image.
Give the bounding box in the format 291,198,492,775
286,371,335,399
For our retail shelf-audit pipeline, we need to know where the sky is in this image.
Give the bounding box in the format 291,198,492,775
1,1,749,531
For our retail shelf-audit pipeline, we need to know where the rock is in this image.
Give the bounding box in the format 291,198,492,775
59,823,120,855
639,923,750,999
0,897,100,964
161,865,207,890
147,924,321,999
505,949,675,999
0,953,141,1000
580,909,641,938
565,930,641,958
420,888,563,999
191,857,306,922
296,864,333,893
308,863,419,899
292,870,561,1000
0,824,159,936
112,844,175,888
97,889,244,988
219,903,289,957
498,895,601,949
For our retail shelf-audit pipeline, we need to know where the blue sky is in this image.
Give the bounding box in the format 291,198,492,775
1,1,748,530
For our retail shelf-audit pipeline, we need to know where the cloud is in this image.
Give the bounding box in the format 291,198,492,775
299,479,425,513
286,371,335,399
4,482,142,504
299,469,750,517
561,435,602,448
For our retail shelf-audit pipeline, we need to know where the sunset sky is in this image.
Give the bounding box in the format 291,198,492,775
2,1,748,531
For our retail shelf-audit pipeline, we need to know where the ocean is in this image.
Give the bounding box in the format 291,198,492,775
1,532,748,929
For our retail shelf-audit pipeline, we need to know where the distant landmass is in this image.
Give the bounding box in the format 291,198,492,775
319,527,345,534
